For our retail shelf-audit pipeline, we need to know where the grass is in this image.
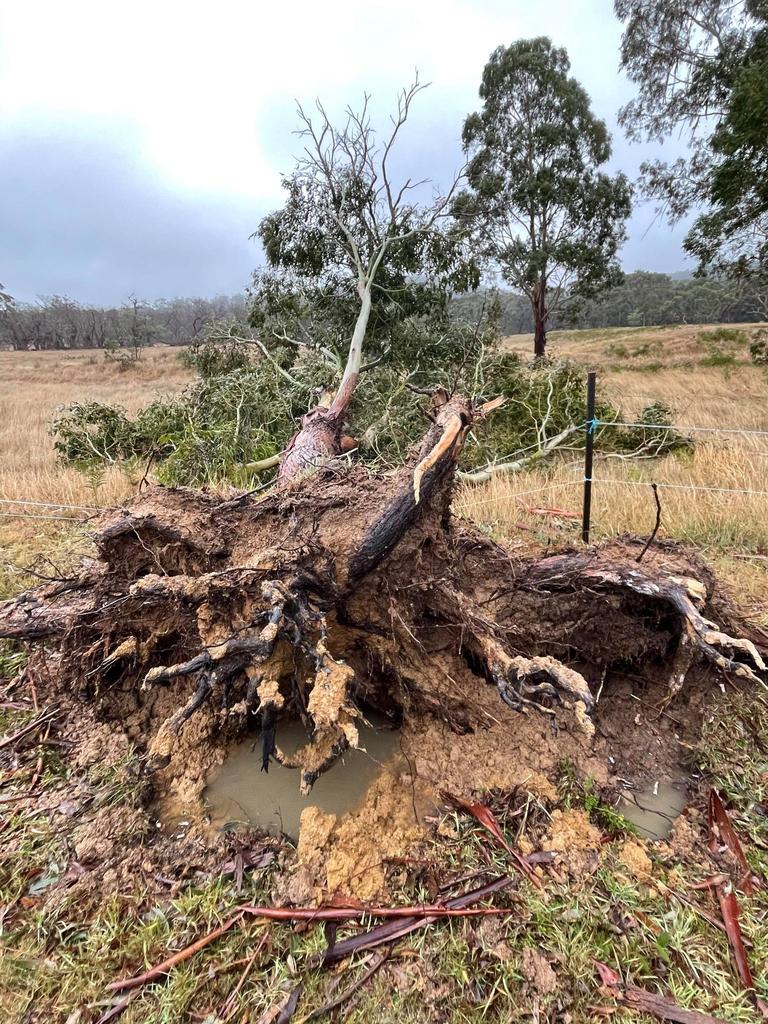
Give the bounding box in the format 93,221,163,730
0,346,192,598
4,710,768,1023
0,346,190,510
2,327,768,1021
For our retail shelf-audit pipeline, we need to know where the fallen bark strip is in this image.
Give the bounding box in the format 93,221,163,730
237,904,514,921
706,789,768,1018
316,876,515,965
106,912,245,992
595,961,728,1024
443,791,543,889
714,884,768,1019
708,789,758,894
656,881,751,947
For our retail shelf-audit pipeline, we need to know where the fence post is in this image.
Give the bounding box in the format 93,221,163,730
582,371,597,544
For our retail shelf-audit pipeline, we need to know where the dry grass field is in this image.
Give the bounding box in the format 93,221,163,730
0,346,191,511
0,347,192,587
1,325,767,614
456,322,768,620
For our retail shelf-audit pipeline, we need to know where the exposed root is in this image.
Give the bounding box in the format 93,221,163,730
0,394,764,814
573,562,766,685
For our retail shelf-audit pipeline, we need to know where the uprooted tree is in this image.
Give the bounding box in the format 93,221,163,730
1,84,765,803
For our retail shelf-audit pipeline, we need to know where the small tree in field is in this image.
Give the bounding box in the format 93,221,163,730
455,38,632,358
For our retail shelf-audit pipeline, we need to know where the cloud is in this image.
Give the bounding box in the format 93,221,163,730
0,122,263,304
0,0,698,302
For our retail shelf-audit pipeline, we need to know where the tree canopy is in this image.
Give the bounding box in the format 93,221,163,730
455,37,632,358
617,0,768,279
248,82,478,377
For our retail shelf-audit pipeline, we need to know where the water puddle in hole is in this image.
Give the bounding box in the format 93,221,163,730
618,775,689,839
205,716,400,840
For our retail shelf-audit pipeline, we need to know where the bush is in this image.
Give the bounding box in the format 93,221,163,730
612,401,692,456
179,333,256,377
697,327,746,372
699,327,746,347
51,359,315,486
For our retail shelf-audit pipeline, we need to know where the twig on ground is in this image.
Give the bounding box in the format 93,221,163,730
219,930,269,1021
237,904,513,922
0,709,58,751
94,990,140,1024
315,876,515,965
106,912,245,992
276,982,304,1023
595,960,728,1024
297,950,389,1023
656,881,750,946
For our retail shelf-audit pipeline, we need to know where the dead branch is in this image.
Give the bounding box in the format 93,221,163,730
106,912,246,992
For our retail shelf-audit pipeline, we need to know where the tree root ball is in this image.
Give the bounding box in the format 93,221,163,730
1,396,765,897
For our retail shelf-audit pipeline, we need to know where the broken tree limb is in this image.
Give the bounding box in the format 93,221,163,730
457,422,583,483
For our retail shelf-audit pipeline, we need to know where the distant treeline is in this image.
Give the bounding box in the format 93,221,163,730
451,271,768,335
0,294,246,351
2,272,765,351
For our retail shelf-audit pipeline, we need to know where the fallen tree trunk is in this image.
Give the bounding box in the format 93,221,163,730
1,391,764,798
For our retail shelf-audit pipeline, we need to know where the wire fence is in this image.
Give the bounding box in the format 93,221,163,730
453,404,768,550
2,392,768,545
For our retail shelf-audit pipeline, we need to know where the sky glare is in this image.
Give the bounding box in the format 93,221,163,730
0,0,694,304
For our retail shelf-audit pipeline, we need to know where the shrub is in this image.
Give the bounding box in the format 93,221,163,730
179,333,256,377
699,327,746,347
612,400,693,456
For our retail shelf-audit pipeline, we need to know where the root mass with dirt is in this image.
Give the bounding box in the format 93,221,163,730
1,391,765,852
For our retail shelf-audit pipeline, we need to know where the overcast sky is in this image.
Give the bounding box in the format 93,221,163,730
0,0,694,306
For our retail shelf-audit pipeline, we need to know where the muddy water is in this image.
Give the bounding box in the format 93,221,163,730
619,776,689,839
205,718,400,840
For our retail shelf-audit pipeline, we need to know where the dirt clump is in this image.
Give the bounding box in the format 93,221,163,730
664,809,706,865
617,839,653,880
473,915,514,961
521,947,558,995
546,808,603,878
287,762,426,901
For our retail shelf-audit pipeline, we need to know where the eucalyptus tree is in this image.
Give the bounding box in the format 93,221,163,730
246,80,478,480
455,38,632,358
616,0,768,278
